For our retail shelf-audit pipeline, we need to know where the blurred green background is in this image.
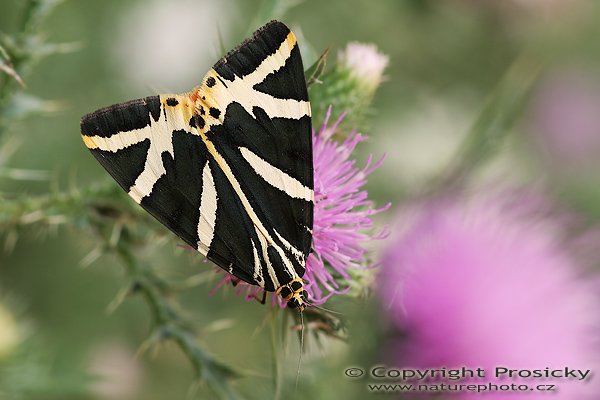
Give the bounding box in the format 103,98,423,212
1,0,600,399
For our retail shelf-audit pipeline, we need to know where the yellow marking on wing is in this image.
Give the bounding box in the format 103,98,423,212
285,31,296,49
81,135,98,149
159,94,196,127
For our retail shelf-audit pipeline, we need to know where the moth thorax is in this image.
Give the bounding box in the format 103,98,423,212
277,278,308,311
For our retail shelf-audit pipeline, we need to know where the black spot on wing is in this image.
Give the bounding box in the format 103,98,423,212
139,130,206,249
252,44,308,101
81,96,161,138
213,20,290,81
206,77,216,87
166,98,179,106
194,115,206,129
209,107,221,119
89,139,150,192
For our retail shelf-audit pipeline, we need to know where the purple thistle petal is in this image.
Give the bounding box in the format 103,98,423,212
379,192,600,399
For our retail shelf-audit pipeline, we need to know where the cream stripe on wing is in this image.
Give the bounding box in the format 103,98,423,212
82,129,147,152
205,72,310,121
197,162,218,255
257,229,280,288
127,107,176,203
240,147,313,201
273,228,305,265
198,129,299,284
81,107,174,203
251,240,265,286
83,99,193,204
243,31,297,86
128,149,166,203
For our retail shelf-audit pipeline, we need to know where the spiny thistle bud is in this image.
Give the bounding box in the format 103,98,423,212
310,42,389,131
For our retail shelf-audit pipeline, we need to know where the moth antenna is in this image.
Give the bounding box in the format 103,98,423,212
308,302,343,315
295,308,305,391
215,22,226,57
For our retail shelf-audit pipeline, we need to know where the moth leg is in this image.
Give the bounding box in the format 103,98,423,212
254,290,267,305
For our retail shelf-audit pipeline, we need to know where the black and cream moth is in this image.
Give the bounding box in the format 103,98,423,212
80,20,312,310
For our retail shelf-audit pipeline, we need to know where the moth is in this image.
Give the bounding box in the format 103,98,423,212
80,20,313,310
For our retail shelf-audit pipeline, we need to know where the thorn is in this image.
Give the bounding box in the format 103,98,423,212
105,285,130,314
79,246,103,268
109,223,123,248
0,63,26,88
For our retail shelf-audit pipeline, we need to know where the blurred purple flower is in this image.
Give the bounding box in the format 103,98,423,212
379,193,600,399
529,70,600,167
212,108,387,307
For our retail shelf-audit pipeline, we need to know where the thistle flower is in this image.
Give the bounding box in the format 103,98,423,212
213,108,387,307
379,193,600,399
